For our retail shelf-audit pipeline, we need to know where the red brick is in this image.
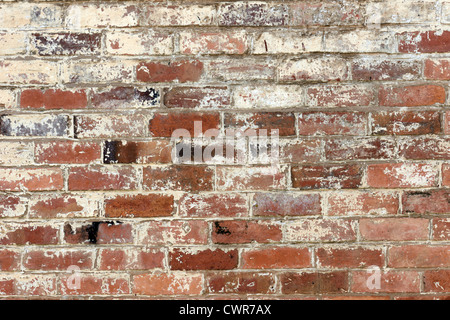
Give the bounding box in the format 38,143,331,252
399,31,450,53
149,112,220,137
224,112,295,136
99,248,164,270
433,218,450,241
403,190,450,214
180,31,248,55
298,112,366,136
366,163,438,188
0,249,20,271
35,141,101,164
20,89,87,109
143,165,214,192
281,272,349,294
252,193,321,217
164,87,230,109
0,224,58,245
179,193,247,218
399,137,450,160
0,278,15,295
352,271,420,293
307,85,374,107
64,222,133,245
31,33,101,56
242,247,311,269
169,248,238,270
133,273,203,296
60,274,130,295
317,247,384,269
445,111,450,134
279,139,322,163
379,85,445,107
212,220,282,244
0,195,26,218
207,272,275,294
90,87,160,109
138,221,208,245
279,57,349,82
424,270,450,292
105,194,174,218
359,218,429,241
23,249,93,271
68,166,138,191
371,111,441,135
29,194,99,219
352,59,421,81
137,60,203,83
0,168,63,191
328,191,399,216
291,165,363,189
104,140,172,164
425,59,450,79
15,275,58,296
284,219,357,242
443,164,450,186
216,166,287,191
388,245,450,268
325,137,395,161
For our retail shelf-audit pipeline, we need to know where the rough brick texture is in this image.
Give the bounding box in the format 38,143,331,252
0,0,448,301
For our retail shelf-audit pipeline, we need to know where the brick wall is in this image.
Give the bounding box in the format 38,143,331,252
0,0,449,300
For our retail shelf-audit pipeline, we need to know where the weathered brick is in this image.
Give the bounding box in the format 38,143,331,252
74,114,147,138
371,111,441,135
399,137,450,160
1,114,68,137
68,166,138,191
0,3,62,29
206,58,276,80
298,112,366,136
379,85,446,107
359,218,429,241
212,220,282,244
105,194,174,218
218,2,288,26
29,194,99,219
207,272,275,294
23,249,93,271
328,191,399,216
242,247,312,269
233,86,304,109
20,89,87,110
278,139,322,163
143,165,214,192
290,1,364,26
180,31,249,55
433,218,450,241
352,59,421,81
0,168,63,191
224,112,295,136
425,59,450,79
317,247,384,269
325,138,395,161
14,275,58,296
252,193,321,217
35,141,101,164
0,90,16,109
63,60,134,84
66,4,139,28
0,33,27,55
216,166,287,191
324,30,395,53
307,84,374,108
134,273,203,296
424,270,450,292
91,87,160,109
284,219,357,242
31,33,101,56
366,163,438,188
106,31,173,55
253,31,322,54
60,274,130,295
367,1,436,24
403,190,450,214
0,196,27,218
179,193,248,218
143,4,215,26
0,60,58,84
164,87,230,109
99,248,164,271
399,31,450,53
443,164,450,187
0,141,33,165
279,57,348,82
0,249,20,271
291,165,363,189
137,221,208,245
169,248,238,270
137,60,202,83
